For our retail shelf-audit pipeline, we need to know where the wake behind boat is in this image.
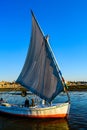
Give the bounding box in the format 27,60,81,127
0,10,70,118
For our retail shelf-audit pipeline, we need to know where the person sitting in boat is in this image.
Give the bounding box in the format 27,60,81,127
0,98,5,104
24,98,29,107
31,98,35,106
42,100,46,105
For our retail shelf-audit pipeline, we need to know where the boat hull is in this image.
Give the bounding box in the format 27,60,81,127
0,102,70,118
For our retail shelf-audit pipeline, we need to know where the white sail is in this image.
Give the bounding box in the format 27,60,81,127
16,11,64,102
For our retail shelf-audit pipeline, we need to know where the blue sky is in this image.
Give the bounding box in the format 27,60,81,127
0,0,87,82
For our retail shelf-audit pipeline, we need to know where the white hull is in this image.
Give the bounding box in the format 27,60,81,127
0,102,70,118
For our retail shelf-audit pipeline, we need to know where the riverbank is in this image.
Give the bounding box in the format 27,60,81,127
0,87,26,91
0,85,87,91
0,81,87,91
0,81,26,91
68,85,87,91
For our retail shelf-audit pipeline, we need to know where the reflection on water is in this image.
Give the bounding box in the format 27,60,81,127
0,91,87,129
0,116,69,130
68,91,87,129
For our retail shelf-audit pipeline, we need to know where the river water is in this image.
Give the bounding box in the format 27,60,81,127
0,91,87,130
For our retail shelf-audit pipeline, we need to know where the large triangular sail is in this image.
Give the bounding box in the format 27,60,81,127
16,11,64,102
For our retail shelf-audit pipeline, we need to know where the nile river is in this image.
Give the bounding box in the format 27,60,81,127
0,91,87,130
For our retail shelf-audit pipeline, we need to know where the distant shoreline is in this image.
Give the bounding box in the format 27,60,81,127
0,81,87,91
0,87,26,91
67,85,87,91
0,85,87,91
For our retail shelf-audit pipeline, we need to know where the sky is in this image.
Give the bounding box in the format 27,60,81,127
0,0,87,82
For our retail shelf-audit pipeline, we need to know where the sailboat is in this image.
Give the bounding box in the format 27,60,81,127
0,11,70,118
